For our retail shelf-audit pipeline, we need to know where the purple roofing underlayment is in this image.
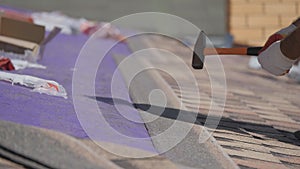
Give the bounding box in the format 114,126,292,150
0,30,156,152
0,5,32,14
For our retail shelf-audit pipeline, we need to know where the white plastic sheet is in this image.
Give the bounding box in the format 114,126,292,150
0,71,67,98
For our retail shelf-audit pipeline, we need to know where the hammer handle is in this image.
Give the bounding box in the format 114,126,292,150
204,47,262,56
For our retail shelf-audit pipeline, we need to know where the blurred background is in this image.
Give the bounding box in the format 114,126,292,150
1,0,299,46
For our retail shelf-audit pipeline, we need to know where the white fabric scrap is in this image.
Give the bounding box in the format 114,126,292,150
11,59,46,70
0,50,38,62
0,71,67,99
288,64,300,83
248,56,261,69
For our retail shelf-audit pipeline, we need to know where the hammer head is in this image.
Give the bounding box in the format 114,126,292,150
192,31,206,69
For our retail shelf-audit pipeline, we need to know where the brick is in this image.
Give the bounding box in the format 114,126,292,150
231,4,264,15
299,2,300,15
230,16,247,28
280,15,299,26
248,0,281,2
231,28,263,43
246,39,266,46
265,3,297,15
283,0,300,2
263,27,283,38
230,0,248,5
248,15,280,28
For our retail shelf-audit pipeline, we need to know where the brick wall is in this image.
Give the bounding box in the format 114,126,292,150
2,0,227,36
229,0,300,46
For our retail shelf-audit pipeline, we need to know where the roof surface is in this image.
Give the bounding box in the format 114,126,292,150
142,35,300,169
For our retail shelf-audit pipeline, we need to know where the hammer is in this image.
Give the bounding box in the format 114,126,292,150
192,31,263,69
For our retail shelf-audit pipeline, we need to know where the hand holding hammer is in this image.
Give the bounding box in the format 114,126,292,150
192,31,262,69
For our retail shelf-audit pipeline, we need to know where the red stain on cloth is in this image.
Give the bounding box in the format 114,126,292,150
0,57,15,71
46,82,59,92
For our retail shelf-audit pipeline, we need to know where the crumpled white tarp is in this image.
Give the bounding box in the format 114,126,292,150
0,71,67,98
32,11,84,34
31,11,124,41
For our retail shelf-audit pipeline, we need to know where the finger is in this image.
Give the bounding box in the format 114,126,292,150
259,34,284,54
